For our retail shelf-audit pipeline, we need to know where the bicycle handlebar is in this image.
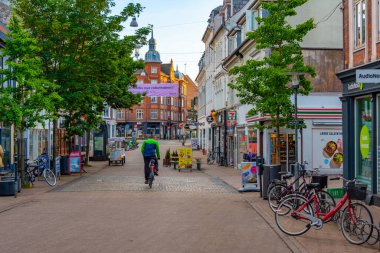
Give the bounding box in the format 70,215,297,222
329,176,356,183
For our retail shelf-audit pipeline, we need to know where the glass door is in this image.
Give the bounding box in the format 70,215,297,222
356,96,372,191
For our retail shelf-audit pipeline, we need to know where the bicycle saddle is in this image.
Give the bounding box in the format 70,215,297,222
306,183,320,189
282,174,293,180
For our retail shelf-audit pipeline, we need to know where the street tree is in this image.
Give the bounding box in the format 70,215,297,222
11,0,150,166
228,0,316,164
0,16,61,186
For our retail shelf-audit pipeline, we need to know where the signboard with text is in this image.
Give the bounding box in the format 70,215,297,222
129,83,179,97
227,110,237,126
239,162,260,192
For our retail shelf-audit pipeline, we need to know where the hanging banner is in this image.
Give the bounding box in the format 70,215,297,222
239,162,260,192
129,83,179,97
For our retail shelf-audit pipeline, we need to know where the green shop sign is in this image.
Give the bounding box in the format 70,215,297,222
360,125,370,158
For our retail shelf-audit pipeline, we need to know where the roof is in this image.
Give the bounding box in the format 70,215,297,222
160,64,171,75
144,30,161,63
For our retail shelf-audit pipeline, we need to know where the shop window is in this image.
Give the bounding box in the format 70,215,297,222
270,133,295,172
356,96,372,190
354,0,366,48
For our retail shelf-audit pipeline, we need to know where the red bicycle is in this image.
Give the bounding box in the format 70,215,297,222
275,178,373,245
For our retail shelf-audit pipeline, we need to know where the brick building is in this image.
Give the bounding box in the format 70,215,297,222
337,0,380,202
116,32,198,139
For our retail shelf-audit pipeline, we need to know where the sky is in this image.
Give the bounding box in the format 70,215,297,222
113,0,222,82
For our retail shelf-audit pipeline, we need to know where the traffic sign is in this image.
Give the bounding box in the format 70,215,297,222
206,116,213,123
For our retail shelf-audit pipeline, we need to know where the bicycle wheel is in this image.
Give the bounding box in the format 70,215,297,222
275,194,313,236
341,202,373,245
43,169,57,186
148,171,154,189
268,184,291,213
207,156,214,165
315,190,336,222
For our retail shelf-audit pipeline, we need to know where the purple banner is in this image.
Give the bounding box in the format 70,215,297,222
129,83,179,97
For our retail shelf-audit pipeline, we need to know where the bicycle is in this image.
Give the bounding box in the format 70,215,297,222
147,158,158,189
275,178,373,245
267,167,336,217
24,159,36,185
32,156,57,187
207,149,215,165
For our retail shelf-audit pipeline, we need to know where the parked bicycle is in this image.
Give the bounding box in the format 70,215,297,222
24,159,36,185
30,155,57,187
267,166,335,218
275,178,373,245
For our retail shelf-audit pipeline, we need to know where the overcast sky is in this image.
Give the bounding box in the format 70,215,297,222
114,0,222,82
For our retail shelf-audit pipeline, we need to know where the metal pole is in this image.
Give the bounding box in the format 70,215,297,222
294,88,299,189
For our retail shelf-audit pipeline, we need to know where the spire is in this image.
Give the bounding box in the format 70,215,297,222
145,28,161,63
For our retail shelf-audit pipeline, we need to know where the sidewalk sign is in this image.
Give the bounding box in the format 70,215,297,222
178,148,192,169
239,162,260,192
191,138,198,150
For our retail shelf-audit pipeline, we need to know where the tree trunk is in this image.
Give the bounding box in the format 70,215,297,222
18,128,27,187
52,118,57,172
85,128,90,166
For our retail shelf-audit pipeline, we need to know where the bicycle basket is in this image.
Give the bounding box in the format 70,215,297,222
346,182,367,201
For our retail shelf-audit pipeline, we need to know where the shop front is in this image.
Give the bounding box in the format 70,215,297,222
338,64,380,202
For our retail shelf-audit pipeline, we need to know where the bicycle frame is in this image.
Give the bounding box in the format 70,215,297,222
293,191,349,222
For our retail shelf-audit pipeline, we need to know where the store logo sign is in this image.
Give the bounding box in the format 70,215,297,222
360,125,370,158
356,69,380,83
347,82,363,90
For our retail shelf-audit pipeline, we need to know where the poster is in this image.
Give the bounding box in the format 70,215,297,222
239,162,260,192
178,148,192,169
312,129,343,174
70,157,81,173
191,138,198,150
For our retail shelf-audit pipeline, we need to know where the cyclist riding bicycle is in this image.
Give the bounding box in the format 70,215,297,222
141,135,160,184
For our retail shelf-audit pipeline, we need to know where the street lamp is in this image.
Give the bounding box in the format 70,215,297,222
130,16,138,27
286,72,307,189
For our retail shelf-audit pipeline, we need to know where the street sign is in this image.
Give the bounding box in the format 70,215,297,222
356,69,380,83
289,119,304,125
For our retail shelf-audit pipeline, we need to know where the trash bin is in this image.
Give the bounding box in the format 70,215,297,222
262,164,281,199
311,175,328,189
60,155,69,175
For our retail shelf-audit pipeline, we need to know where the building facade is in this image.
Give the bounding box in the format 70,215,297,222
198,0,344,173
116,32,198,139
337,0,380,202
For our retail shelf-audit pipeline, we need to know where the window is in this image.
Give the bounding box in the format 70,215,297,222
136,109,143,119
137,79,144,84
161,96,164,105
151,79,157,84
356,96,372,190
151,109,158,119
246,9,259,32
160,110,164,119
166,97,171,105
117,110,124,119
103,107,110,118
151,96,157,103
151,67,158,74
354,0,366,48
125,111,128,120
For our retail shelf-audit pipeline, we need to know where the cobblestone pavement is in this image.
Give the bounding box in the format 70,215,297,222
57,175,237,193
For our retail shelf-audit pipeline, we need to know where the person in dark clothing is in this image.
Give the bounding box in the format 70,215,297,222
141,136,160,184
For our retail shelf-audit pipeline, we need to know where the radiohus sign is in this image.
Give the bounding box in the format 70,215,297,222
356,69,380,83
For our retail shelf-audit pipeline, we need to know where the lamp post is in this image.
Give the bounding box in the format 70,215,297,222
286,72,306,189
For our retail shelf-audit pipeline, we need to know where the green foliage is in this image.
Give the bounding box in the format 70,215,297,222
165,149,171,160
229,0,316,129
0,15,60,130
10,0,151,140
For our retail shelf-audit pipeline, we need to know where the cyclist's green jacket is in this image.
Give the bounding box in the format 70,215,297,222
141,138,160,159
